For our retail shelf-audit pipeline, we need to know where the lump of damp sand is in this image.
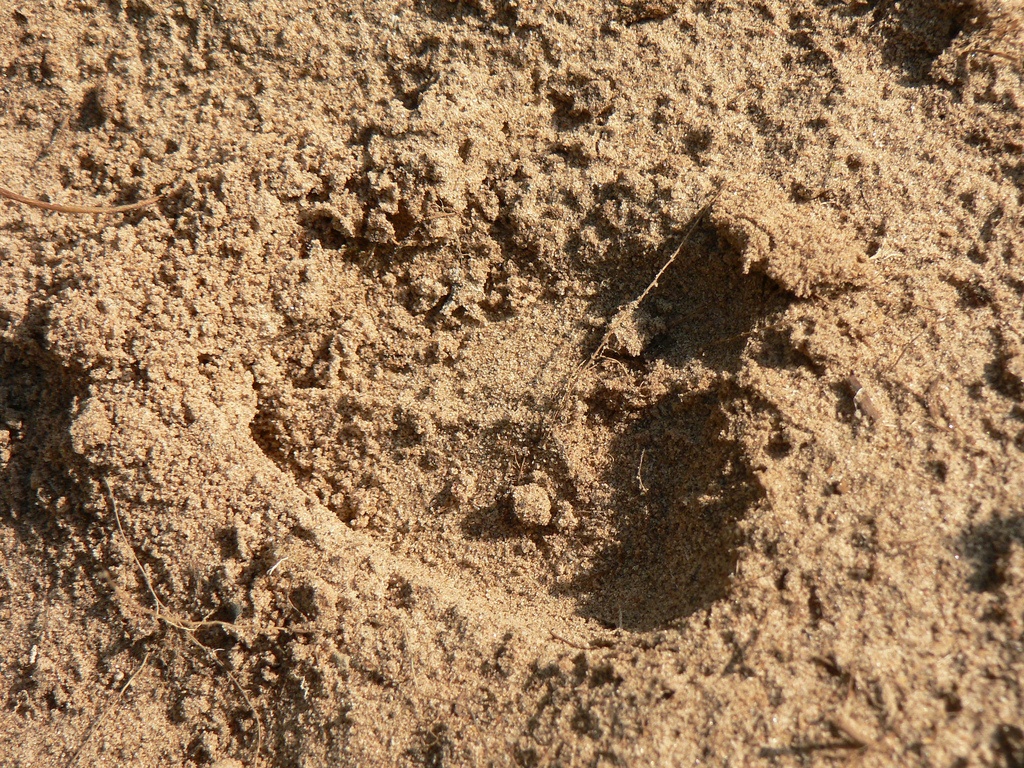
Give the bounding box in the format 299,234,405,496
511,483,552,527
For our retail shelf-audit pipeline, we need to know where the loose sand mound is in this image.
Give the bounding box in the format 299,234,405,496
2,0,1024,765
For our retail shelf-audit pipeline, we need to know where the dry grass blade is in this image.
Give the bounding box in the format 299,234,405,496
0,185,162,215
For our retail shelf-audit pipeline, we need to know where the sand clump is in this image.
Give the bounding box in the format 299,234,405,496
511,483,553,528
1,0,1024,766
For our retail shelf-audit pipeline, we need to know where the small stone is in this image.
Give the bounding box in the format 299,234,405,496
511,483,552,527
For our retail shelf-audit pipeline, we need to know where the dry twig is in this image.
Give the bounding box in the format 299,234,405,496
590,185,722,362
0,185,162,215
555,185,723,408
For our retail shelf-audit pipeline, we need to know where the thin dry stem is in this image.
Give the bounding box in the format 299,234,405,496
0,185,162,215
590,185,722,362
183,632,264,759
549,630,592,650
554,184,723,409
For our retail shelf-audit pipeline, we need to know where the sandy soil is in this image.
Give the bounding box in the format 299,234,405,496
1,0,1023,765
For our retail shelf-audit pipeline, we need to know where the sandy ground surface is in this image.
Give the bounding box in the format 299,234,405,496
1,0,1023,765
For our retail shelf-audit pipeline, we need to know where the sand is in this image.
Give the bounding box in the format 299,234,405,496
1,0,1023,765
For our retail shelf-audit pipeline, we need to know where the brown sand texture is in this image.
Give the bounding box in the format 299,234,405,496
2,0,1024,765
